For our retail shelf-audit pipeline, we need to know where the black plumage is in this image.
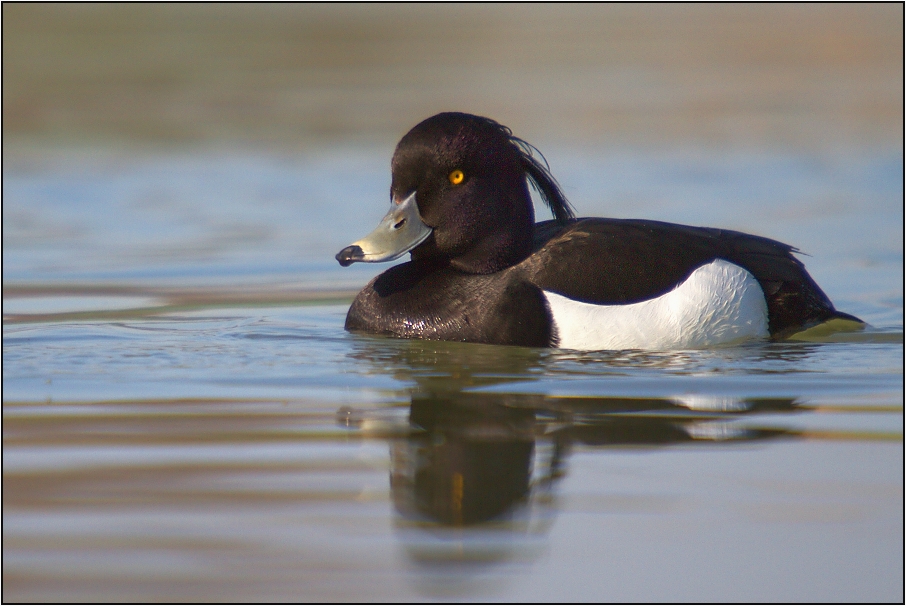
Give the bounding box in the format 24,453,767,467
339,112,861,348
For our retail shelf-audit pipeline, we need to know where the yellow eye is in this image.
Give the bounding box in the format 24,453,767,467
449,169,465,185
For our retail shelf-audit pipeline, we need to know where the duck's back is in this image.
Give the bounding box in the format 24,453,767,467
526,218,853,338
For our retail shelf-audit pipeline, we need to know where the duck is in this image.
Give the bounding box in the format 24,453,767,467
335,112,863,350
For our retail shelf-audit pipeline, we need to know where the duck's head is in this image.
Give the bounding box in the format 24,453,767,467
336,112,574,274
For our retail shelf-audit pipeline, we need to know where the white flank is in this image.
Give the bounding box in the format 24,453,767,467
544,259,769,350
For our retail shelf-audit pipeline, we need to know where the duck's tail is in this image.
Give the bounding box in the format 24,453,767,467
785,311,866,342
828,310,865,325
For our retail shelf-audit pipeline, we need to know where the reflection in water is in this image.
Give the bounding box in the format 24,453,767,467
340,337,810,587
388,395,554,592
377,392,796,523
3,317,900,601
340,389,799,593
394,395,538,527
346,332,840,392
345,338,803,503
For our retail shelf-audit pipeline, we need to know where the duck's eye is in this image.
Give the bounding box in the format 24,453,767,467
448,169,465,185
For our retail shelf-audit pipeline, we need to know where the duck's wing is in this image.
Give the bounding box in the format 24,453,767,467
526,218,853,337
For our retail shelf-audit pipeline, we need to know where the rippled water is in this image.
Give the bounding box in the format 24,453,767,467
3,145,903,601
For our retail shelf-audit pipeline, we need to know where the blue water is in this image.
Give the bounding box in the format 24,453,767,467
3,145,903,602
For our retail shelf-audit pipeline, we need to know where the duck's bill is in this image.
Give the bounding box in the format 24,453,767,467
335,192,433,266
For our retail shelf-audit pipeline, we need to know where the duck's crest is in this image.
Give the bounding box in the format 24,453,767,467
460,113,574,225
510,135,575,224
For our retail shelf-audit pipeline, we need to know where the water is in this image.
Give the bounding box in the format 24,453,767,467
3,145,902,602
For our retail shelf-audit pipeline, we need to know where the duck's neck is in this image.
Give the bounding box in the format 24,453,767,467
448,229,532,273
453,182,535,274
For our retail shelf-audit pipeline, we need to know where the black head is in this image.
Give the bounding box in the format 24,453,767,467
389,112,574,274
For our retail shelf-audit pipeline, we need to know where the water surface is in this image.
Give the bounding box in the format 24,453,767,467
3,145,902,602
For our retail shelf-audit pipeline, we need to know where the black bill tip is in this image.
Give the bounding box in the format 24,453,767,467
336,245,364,267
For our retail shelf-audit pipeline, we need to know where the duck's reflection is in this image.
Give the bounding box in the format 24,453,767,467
339,337,803,584
379,391,795,529
392,395,537,526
